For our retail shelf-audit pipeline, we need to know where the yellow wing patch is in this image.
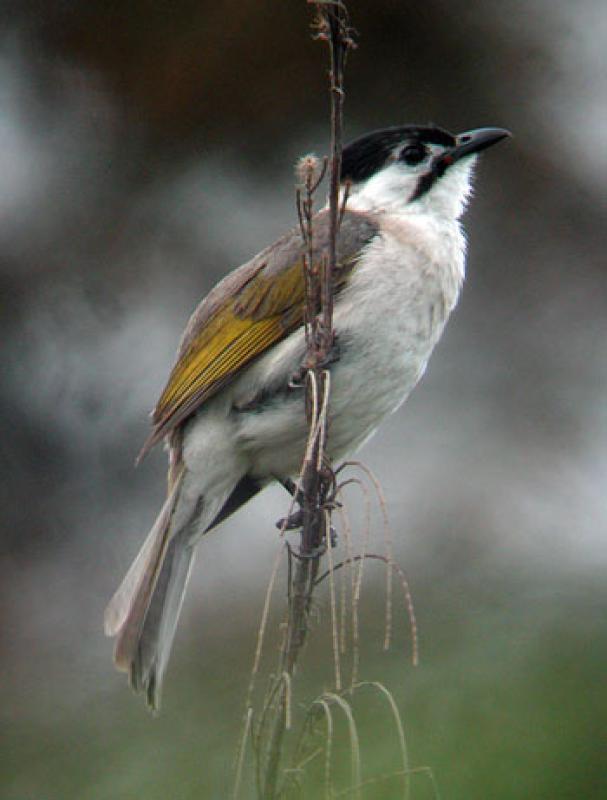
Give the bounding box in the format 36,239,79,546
160,314,281,412
140,260,306,455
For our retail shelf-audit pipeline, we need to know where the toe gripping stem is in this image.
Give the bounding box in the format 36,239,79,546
276,474,340,557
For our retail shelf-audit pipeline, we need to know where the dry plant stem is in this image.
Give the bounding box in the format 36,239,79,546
324,5,346,340
314,698,335,800
260,4,353,798
337,460,394,649
321,692,362,799
262,373,329,799
315,553,419,667
353,681,411,800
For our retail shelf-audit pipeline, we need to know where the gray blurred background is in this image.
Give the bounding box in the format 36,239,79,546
2,1,606,798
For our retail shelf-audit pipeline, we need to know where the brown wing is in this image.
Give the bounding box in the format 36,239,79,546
139,209,379,457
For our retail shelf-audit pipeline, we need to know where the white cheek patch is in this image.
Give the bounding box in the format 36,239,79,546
346,162,419,212
344,155,476,221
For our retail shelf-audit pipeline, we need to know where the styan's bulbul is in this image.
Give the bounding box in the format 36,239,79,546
105,124,510,709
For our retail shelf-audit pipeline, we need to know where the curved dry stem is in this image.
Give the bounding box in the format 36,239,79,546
327,457,418,667
352,681,411,800
337,460,394,650
332,767,441,799
314,553,419,667
408,766,443,800
282,671,293,731
288,701,325,780
349,478,372,687
246,540,288,711
312,697,335,800
336,501,354,657
325,508,342,691
321,692,362,799
394,562,419,668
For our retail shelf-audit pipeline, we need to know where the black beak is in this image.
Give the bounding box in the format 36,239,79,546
411,126,511,202
450,127,511,162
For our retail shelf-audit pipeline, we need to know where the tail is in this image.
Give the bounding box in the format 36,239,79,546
104,469,195,710
104,470,262,711
128,530,195,710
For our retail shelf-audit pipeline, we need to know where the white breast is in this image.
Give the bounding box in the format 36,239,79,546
229,211,466,478
325,212,465,453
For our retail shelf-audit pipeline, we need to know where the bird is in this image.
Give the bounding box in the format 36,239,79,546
104,123,510,710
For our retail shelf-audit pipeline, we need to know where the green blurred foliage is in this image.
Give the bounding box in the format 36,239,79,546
5,567,606,799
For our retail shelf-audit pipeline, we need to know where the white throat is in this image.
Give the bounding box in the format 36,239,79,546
343,156,477,222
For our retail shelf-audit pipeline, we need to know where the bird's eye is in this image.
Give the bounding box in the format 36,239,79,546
400,143,427,166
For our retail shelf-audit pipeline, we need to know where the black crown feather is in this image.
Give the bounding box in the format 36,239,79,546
340,125,455,184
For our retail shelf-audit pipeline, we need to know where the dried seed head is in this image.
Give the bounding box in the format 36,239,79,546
295,153,323,187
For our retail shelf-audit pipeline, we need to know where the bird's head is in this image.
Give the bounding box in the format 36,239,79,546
341,125,510,219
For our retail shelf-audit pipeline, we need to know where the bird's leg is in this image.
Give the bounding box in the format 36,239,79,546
282,477,304,505
275,478,305,531
276,478,325,560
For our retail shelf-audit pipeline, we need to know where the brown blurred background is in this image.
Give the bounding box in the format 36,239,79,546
2,1,606,798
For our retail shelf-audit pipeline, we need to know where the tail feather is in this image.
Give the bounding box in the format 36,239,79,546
130,531,195,710
105,468,262,710
104,475,183,641
105,469,195,710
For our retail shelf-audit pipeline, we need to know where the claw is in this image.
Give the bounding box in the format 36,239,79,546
329,525,338,548
276,508,304,531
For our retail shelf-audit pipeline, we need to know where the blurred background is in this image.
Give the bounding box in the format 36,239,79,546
2,1,606,798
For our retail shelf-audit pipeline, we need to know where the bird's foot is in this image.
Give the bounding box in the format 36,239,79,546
275,475,339,550
287,334,341,388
